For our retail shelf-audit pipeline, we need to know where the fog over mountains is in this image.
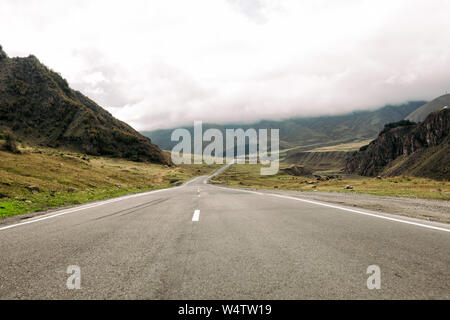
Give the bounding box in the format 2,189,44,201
1,0,450,130
143,101,425,151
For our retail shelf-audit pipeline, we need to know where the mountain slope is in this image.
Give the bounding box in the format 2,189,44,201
406,94,450,122
143,101,424,151
346,108,449,180
0,45,169,164
284,150,349,170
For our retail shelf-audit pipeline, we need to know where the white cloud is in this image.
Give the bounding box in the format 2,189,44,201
1,0,449,130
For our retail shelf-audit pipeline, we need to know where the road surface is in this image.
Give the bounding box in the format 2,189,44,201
0,167,449,299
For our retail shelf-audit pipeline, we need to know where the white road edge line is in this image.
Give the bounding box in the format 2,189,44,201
184,176,202,186
0,174,203,232
204,161,234,184
214,186,450,233
192,209,200,222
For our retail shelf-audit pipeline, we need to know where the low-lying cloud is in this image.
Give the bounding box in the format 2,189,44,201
1,0,449,130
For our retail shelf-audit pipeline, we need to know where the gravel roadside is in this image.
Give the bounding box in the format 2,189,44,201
231,188,450,224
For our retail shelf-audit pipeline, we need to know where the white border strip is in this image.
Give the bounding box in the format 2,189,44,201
214,186,450,233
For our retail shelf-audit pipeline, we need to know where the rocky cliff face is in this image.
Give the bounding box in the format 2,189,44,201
346,108,449,179
0,45,7,60
0,45,170,164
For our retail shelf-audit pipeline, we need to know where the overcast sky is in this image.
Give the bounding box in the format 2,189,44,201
1,0,449,130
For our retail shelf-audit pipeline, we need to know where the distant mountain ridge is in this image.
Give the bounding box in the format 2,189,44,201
346,108,449,180
0,45,169,164
143,101,425,151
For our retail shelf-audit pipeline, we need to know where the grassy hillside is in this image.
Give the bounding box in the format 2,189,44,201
284,151,349,171
382,139,449,179
0,147,219,219
0,45,168,164
213,164,450,201
406,94,450,122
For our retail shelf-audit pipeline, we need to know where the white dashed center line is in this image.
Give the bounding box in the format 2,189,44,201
192,209,200,222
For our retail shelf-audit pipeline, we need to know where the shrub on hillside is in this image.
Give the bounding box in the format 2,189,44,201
2,132,20,154
379,120,416,135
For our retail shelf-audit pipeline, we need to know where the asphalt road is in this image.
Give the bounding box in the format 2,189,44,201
0,167,449,299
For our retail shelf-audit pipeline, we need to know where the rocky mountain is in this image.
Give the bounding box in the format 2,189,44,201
346,108,449,180
406,94,450,122
143,101,425,152
0,45,169,164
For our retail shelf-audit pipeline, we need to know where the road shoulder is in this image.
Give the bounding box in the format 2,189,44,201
212,184,450,225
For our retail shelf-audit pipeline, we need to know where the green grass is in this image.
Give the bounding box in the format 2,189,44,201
213,163,450,201
0,200,30,217
0,148,220,218
0,186,157,218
